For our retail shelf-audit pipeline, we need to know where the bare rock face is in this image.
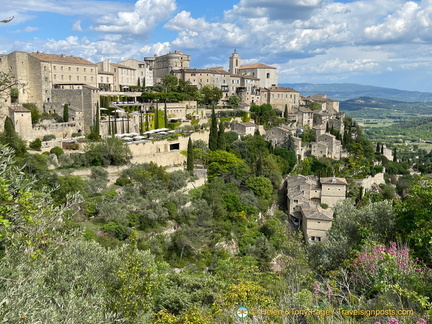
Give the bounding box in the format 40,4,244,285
215,238,238,256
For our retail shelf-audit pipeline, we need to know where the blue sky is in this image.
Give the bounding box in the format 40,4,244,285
1,0,432,92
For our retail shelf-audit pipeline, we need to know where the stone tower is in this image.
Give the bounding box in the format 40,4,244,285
229,50,241,75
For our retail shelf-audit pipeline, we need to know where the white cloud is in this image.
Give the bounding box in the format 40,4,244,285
93,0,176,36
10,26,39,33
2,0,133,16
72,20,83,32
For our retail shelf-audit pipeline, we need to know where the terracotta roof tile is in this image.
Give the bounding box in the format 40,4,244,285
28,52,95,65
239,63,277,69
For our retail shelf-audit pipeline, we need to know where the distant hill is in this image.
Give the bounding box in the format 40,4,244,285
280,83,432,102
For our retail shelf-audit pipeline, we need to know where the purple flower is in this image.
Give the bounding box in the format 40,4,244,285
416,318,427,324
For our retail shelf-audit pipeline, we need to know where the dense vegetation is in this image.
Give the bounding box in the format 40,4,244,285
0,110,431,323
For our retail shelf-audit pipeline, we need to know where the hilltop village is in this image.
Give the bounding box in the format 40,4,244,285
0,49,361,242
1,50,432,324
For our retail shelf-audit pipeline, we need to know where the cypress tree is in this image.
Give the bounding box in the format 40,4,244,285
154,105,159,129
108,113,112,135
209,107,218,151
145,114,150,131
164,100,168,128
284,104,289,121
137,77,141,87
217,120,226,151
95,102,100,137
187,137,194,173
3,116,25,156
63,104,69,122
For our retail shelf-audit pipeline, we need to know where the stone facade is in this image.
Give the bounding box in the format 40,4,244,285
239,63,278,89
119,59,154,87
257,86,300,111
286,174,347,243
9,105,32,140
311,133,342,159
146,51,191,81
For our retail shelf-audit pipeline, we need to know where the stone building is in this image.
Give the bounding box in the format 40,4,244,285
231,121,262,136
306,94,340,113
286,174,347,243
9,105,32,140
257,86,300,111
311,133,343,159
145,50,191,80
1,51,98,110
119,58,154,87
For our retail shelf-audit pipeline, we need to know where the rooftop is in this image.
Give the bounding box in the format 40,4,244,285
29,52,95,65
240,63,277,70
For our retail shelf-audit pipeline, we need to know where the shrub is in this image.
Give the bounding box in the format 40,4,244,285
101,222,130,240
50,146,64,157
43,134,56,141
72,132,82,138
29,138,42,151
115,177,132,186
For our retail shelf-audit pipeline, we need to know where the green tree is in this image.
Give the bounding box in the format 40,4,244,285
228,94,240,107
187,138,194,173
84,137,132,166
246,176,274,200
63,103,69,122
22,103,41,124
0,116,26,156
217,120,226,151
208,107,218,151
95,101,100,137
396,180,432,265
161,74,178,93
10,87,18,103
201,85,222,105
29,138,42,151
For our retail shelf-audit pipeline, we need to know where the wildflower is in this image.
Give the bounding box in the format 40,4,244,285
416,318,427,324
387,318,399,324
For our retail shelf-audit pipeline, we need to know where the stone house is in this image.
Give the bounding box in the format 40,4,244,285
286,174,347,243
297,107,314,128
1,51,98,110
9,105,32,140
231,121,262,136
256,86,300,111
311,133,343,159
119,58,154,87
307,94,340,113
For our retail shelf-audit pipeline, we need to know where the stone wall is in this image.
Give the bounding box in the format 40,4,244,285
354,172,385,192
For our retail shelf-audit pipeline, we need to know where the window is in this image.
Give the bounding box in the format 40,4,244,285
68,67,71,71
100,77,103,82
61,66,63,71
61,75,64,80
53,75,56,80
294,199,298,203
53,66,56,70
77,76,79,81
44,77,48,82
91,77,94,81
77,67,79,72
267,73,270,78
84,68,86,72
69,75,72,80
84,76,87,81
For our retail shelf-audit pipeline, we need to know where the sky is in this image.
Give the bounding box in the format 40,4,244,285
1,0,432,92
